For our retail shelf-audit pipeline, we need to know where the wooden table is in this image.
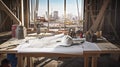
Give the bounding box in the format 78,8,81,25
0,37,120,67
84,38,120,67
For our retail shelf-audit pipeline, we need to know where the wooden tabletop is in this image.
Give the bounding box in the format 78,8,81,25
0,36,120,54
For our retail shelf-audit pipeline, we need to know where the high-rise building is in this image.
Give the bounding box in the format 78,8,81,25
53,11,58,20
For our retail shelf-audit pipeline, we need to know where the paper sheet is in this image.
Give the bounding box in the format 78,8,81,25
83,42,101,51
15,34,83,55
14,35,100,55
16,43,83,55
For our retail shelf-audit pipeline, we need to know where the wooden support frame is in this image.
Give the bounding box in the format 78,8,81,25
89,0,110,33
90,6,95,23
0,0,21,25
20,0,24,26
47,0,50,31
0,16,8,30
24,0,29,28
64,0,66,29
83,0,88,32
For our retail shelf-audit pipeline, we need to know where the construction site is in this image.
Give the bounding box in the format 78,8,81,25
0,0,120,67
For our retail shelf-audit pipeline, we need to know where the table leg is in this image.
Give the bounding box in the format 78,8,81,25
0,53,2,59
91,56,98,67
84,56,89,67
17,54,24,67
27,57,33,67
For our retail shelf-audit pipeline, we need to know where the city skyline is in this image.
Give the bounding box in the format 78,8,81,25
38,0,84,18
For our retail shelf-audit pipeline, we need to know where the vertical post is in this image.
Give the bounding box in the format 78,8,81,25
21,0,24,26
27,0,29,28
24,0,29,28
76,0,80,27
83,0,88,32
114,0,117,31
64,0,66,29
16,0,19,19
0,11,2,23
33,0,37,30
17,54,24,67
47,0,49,31
84,55,89,67
81,0,84,20
30,0,33,21
91,56,98,67
27,57,33,67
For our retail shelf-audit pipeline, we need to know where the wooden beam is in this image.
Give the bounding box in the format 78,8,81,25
47,0,50,31
90,6,95,23
0,31,11,37
89,0,110,33
98,16,104,31
24,0,29,28
83,0,88,32
0,16,8,30
76,0,80,26
64,0,66,29
107,11,120,40
20,0,24,26
0,0,21,25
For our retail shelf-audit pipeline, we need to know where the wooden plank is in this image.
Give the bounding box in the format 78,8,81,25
64,0,66,29
20,0,24,26
84,0,90,32
90,6,95,23
0,0,21,25
17,54,24,67
89,0,110,33
96,38,120,53
47,0,50,31
0,31,11,37
24,0,29,28
91,56,98,67
84,55,89,67
98,16,104,30
0,16,8,30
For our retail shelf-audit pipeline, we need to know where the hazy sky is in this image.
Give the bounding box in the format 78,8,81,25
38,0,83,17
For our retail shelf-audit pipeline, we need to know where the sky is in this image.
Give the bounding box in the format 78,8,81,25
38,0,84,17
